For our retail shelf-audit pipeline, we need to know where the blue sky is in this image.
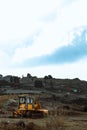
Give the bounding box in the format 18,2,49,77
0,0,87,80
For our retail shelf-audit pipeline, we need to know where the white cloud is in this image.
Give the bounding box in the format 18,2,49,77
0,50,10,67
0,0,87,80
0,0,63,44
11,0,87,64
0,0,64,63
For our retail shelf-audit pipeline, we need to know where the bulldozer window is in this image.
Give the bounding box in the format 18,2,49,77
27,97,33,104
19,97,25,104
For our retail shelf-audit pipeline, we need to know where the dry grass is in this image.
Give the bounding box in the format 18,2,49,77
45,116,65,130
0,95,17,108
0,116,65,130
48,107,87,117
0,94,87,130
0,113,87,130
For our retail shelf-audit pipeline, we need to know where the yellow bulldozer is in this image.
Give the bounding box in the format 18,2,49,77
13,95,48,118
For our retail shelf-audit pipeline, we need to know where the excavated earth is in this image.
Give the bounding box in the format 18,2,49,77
0,77,87,130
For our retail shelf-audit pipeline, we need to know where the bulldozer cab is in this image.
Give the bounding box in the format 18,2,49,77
18,95,34,110
18,95,34,104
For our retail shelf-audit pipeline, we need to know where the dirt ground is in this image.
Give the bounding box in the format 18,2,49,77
0,94,87,130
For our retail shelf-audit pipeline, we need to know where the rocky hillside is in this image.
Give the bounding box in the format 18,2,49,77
0,74,87,96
